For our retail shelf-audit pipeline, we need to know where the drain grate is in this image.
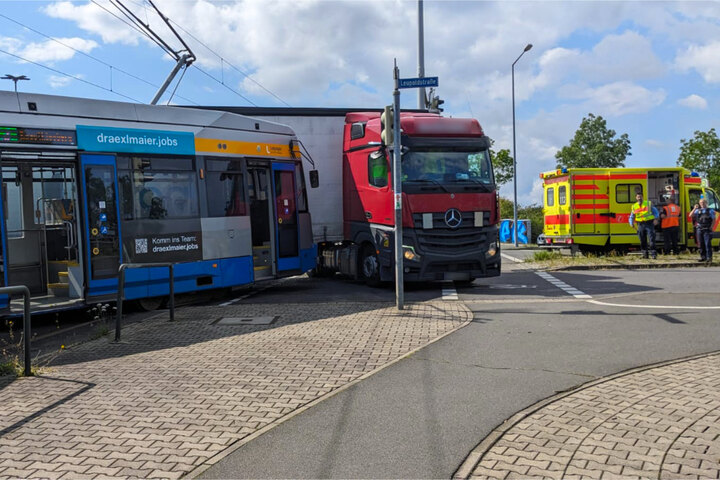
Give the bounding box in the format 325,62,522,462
213,316,278,326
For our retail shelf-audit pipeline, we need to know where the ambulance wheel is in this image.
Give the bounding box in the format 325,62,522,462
360,244,381,287
134,296,166,312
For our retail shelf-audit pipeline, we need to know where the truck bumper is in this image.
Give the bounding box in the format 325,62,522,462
377,227,501,282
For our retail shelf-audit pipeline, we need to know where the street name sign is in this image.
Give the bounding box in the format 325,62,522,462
398,76,439,89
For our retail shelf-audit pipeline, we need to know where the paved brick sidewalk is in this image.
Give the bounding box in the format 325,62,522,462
457,352,720,479
0,300,471,479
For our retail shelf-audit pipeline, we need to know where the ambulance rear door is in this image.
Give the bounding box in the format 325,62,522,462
543,176,570,239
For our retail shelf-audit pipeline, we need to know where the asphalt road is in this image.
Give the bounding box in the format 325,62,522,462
199,259,720,479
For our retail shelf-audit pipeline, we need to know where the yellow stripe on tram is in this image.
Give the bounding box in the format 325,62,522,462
195,137,298,158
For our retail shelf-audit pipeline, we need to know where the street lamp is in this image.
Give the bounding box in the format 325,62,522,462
1,74,30,93
2,74,30,110
512,44,532,247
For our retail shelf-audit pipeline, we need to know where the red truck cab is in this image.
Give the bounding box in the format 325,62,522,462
341,111,501,283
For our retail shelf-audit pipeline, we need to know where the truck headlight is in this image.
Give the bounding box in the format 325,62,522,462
403,246,421,261
486,241,498,258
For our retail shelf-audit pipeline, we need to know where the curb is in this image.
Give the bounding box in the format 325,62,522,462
544,261,710,271
452,349,720,479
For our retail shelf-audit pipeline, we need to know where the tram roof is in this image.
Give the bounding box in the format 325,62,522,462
194,106,427,117
0,90,294,136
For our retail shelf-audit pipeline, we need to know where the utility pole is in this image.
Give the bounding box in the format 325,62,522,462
417,0,426,109
392,60,404,310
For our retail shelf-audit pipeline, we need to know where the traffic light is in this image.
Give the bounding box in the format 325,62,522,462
429,95,444,113
381,105,394,145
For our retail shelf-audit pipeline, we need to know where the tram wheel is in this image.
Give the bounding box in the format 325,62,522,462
134,296,166,312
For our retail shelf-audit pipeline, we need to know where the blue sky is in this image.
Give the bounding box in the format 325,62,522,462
0,0,718,205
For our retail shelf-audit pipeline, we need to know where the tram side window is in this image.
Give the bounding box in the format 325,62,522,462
118,156,198,220
32,167,75,225
206,158,246,217
2,167,23,237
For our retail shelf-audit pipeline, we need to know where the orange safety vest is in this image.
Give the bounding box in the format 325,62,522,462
661,203,680,228
631,200,655,223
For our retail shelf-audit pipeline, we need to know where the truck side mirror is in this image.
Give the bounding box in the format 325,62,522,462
309,170,319,188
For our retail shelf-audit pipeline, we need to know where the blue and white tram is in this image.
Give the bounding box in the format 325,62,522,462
0,91,316,314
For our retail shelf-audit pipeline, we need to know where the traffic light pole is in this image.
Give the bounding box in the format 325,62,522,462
392,61,404,310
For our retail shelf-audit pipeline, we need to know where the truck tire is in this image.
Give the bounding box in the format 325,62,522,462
360,244,381,287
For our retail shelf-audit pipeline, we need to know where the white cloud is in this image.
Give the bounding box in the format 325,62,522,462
645,139,666,149
48,75,75,88
44,1,143,45
531,31,664,96
569,81,666,117
0,36,97,64
677,94,707,109
675,42,720,83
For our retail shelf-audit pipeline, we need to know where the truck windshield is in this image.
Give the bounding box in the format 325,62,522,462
401,148,493,186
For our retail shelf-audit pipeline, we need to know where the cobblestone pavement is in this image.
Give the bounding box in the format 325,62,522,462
457,352,720,480
0,300,470,479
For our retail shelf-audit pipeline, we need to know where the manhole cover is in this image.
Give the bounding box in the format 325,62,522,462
213,316,278,326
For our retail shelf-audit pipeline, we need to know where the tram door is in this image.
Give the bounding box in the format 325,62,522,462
247,162,301,280
1,160,80,297
79,154,122,298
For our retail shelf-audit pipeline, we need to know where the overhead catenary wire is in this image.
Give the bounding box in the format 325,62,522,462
0,47,142,103
193,66,258,106
120,0,290,106
0,12,198,105
166,18,292,107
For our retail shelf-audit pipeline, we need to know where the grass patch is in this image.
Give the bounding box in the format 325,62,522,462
0,359,20,376
532,250,563,261
525,250,702,269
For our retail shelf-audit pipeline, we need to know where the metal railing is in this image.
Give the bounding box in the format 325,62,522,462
0,285,32,376
116,263,175,342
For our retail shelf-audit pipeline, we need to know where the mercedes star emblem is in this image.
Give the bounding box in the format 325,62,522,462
444,208,462,228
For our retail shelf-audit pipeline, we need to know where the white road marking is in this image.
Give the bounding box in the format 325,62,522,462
501,252,524,263
441,281,459,300
588,299,720,309
535,271,592,299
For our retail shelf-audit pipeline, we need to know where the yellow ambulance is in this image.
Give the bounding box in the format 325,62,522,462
540,167,720,253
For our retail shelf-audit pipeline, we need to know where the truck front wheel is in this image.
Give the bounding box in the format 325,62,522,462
360,245,381,287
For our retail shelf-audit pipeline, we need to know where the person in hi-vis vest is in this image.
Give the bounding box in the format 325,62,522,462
660,195,681,255
629,191,660,259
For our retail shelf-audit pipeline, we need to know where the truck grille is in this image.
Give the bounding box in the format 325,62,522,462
412,211,490,254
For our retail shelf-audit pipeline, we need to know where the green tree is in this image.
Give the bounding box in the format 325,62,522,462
677,128,720,189
489,139,514,187
555,113,631,169
499,196,514,219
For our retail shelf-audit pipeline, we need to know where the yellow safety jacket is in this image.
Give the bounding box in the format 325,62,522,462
661,203,680,229
631,200,655,223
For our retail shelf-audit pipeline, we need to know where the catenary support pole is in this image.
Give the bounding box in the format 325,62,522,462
417,0,425,109
393,60,404,310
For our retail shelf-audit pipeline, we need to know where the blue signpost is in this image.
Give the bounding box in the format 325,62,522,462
392,69,439,311
398,76,439,89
